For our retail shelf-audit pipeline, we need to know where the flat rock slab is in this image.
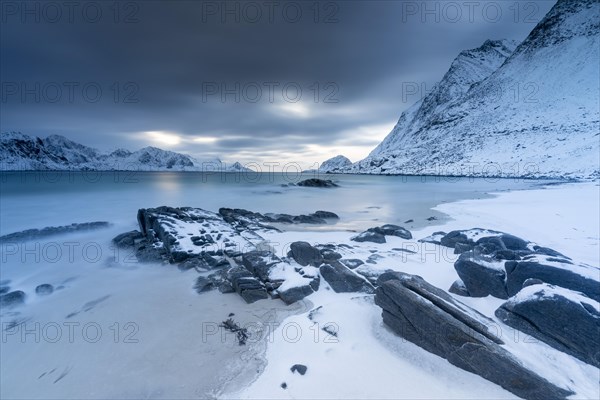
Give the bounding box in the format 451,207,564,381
375,272,573,400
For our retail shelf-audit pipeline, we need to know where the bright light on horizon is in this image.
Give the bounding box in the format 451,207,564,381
145,131,181,146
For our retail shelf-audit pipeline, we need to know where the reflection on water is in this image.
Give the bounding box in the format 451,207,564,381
0,171,554,234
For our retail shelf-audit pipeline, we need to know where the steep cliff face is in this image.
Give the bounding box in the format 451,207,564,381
345,0,599,179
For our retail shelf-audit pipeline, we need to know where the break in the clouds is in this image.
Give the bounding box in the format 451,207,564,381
0,0,555,167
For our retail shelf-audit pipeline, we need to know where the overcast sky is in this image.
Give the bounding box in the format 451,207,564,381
1,0,556,168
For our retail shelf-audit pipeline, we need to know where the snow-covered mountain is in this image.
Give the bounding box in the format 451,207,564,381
318,155,352,172
342,0,599,179
0,132,249,172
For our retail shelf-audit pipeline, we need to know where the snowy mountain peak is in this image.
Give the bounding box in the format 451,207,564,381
0,132,250,172
368,37,518,159
319,155,352,172
346,1,599,179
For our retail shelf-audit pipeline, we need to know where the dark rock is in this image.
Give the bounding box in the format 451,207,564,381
426,216,437,221
292,214,327,224
454,251,508,298
296,178,338,188
320,263,374,293
112,230,143,248
454,242,473,254
0,221,110,242
227,267,269,303
496,284,600,368
289,242,323,267
522,278,544,288
278,284,315,305
375,272,573,400
404,219,414,223
448,279,470,296
0,290,26,308
369,224,412,240
193,276,214,293
290,364,308,375
0,286,9,295
340,259,364,269
35,284,54,296
319,248,342,262
351,230,386,244
281,383,287,389
505,257,600,302
312,211,339,219
418,231,446,245
135,243,167,263
242,250,281,281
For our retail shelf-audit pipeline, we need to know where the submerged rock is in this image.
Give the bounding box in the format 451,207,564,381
112,230,143,248
0,290,26,308
296,178,338,188
375,272,573,400
0,221,110,242
35,284,54,296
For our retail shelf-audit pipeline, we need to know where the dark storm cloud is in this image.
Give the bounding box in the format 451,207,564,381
0,0,556,164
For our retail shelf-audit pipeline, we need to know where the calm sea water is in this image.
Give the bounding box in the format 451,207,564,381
0,171,552,234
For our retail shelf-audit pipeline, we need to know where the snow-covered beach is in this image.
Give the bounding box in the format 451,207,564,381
229,181,599,399
1,177,598,399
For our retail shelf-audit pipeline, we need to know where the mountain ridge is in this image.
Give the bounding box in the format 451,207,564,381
339,0,599,180
0,132,249,172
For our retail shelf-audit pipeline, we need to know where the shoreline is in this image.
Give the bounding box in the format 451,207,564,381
227,181,599,399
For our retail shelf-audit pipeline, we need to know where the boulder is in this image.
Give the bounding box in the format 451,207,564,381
320,262,374,293
278,284,314,305
454,251,508,299
369,224,412,240
312,211,339,219
504,256,600,302
0,290,26,308
290,364,308,375
375,272,573,400
448,279,470,297
227,267,269,303
296,178,338,188
242,250,281,281
193,276,214,293
418,231,446,245
289,242,323,266
112,230,143,248
35,284,54,296
495,284,600,368
351,230,386,244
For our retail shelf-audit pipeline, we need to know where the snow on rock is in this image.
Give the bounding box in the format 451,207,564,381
342,0,600,179
375,272,574,400
318,155,352,173
495,283,600,368
0,131,249,171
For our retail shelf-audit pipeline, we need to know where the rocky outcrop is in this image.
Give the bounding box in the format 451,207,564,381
1,221,110,242
0,290,26,308
495,284,600,368
375,272,573,400
296,178,338,188
351,224,413,244
436,229,600,302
